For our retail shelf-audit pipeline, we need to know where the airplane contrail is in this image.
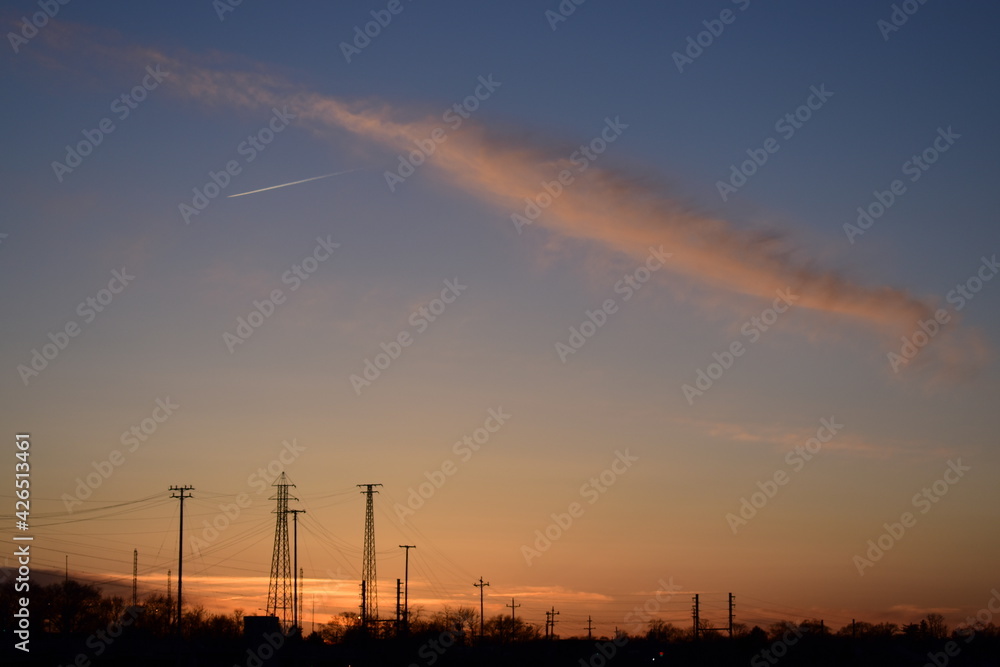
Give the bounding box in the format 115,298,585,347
227,168,362,198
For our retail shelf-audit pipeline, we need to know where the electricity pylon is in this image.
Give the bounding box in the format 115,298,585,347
358,483,382,629
266,473,296,629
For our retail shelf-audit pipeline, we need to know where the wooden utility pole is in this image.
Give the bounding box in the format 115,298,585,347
166,570,172,625
506,598,520,622
169,485,194,637
474,577,490,640
132,549,138,607
728,593,735,638
399,545,415,633
545,607,560,639
396,579,402,628
692,594,700,640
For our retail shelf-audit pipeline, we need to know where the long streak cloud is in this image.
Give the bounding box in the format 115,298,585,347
33,25,989,377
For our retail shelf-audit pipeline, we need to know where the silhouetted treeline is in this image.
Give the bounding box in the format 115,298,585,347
0,577,242,638
3,577,999,666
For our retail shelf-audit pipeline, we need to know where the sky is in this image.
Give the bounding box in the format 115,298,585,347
2,0,999,637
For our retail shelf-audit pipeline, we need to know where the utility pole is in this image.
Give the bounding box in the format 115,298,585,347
506,598,520,622
692,594,700,641
399,545,415,633
169,485,194,637
473,577,490,641
396,579,402,628
288,508,306,632
358,484,382,630
132,549,138,607
545,607,559,639
166,570,172,626
728,593,734,638
586,616,594,640
359,581,366,627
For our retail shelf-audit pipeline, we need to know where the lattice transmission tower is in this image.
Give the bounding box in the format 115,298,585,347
358,483,382,628
266,473,296,628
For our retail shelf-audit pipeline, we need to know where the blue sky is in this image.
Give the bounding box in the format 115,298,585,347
2,0,999,633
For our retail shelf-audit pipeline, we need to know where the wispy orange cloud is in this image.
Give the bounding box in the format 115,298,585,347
685,417,955,460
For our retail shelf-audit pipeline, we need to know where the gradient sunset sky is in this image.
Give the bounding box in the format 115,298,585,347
2,0,999,635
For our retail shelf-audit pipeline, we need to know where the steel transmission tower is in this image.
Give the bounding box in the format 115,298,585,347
266,473,297,629
358,483,382,628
